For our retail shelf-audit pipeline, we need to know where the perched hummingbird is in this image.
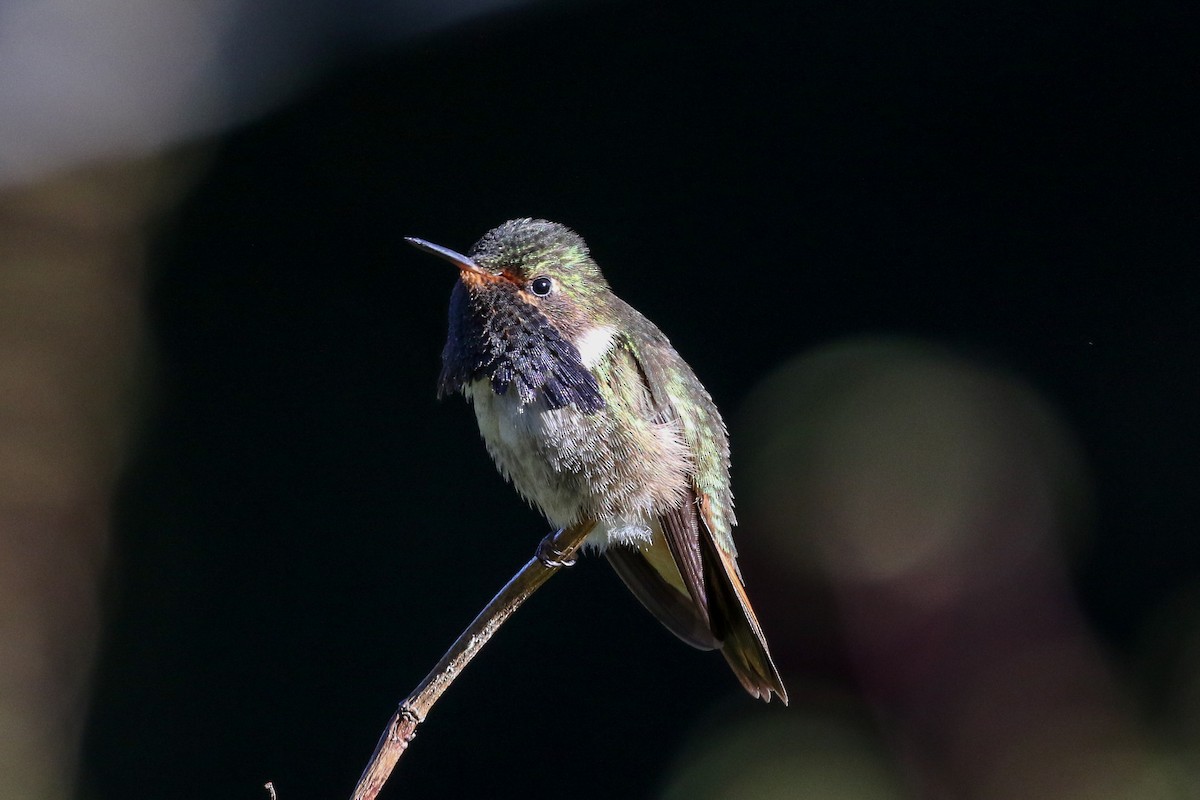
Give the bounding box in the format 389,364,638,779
407,219,787,703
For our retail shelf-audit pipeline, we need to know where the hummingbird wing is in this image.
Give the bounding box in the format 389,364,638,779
603,306,787,703
605,525,720,650
602,334,720,651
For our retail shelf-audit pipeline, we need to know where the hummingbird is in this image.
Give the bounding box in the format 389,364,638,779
407,218,787,703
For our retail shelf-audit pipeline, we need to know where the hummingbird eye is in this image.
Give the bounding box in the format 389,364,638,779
530,276,554,297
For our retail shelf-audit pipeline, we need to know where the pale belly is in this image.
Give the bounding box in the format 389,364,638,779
465,379,690,550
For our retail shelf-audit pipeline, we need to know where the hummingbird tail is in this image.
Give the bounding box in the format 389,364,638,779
608,510,789,704
702,537,789,705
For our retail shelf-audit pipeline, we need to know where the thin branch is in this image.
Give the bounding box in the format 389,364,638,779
349,522,596,800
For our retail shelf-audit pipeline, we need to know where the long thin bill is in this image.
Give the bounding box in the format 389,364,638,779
404,236,485,274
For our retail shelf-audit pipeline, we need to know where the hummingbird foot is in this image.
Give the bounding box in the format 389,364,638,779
536,530,578,568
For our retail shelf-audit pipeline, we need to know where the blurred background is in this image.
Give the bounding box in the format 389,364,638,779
1,0,1196,798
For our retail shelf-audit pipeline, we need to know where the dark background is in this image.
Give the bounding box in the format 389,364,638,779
82,0,1196,797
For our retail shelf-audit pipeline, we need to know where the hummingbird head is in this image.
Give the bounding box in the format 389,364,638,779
408,219,614,412
469,218,610,302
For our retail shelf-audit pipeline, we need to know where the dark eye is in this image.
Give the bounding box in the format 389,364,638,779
530,276,553,296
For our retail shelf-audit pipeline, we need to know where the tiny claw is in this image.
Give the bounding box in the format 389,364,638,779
536,531,577,568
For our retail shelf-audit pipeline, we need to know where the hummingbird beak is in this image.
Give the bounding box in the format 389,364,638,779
405,236,491,278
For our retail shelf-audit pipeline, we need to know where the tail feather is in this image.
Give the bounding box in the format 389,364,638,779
702,536,789,704
604,515,788,704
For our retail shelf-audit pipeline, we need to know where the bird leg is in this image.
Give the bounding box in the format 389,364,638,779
536,528,582,567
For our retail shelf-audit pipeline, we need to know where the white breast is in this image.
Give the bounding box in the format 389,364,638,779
462,333,685,552
466,380,585,526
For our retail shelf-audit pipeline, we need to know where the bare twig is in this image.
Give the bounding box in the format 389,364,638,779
349,522,596,800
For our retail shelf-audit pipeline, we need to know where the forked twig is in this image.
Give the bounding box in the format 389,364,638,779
349,521,596,800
